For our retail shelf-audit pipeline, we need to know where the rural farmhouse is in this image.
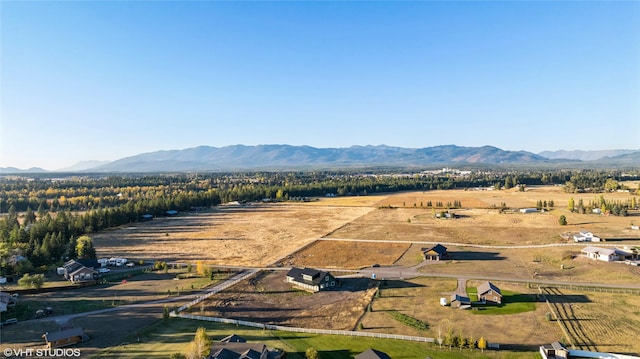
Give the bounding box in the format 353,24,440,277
62,260,99,283
209,334,282,359
573,231,600,243
581,246,620,262
422,244,448,261
477,281,503,304
286,267,337,292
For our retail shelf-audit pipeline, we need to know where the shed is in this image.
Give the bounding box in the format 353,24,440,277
450,294,471,308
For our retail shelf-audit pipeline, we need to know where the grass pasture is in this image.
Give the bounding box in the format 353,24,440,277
92,204,373,266
541,287,640,355
361,277,563,350
94,317,540,359
465,286,537,315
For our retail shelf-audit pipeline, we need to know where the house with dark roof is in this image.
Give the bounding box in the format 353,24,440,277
286,267,338,292
42,327,86,348
422,244,448,261
355,348,392,359
477,281,502,304
209,342,269,359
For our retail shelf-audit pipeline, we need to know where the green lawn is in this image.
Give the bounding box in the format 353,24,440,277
466,288,537,315
93,317,541,359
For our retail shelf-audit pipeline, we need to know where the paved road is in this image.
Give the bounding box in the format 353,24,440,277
27,270,256,325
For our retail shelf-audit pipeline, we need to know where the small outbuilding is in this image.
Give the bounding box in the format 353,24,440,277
450,294,471,308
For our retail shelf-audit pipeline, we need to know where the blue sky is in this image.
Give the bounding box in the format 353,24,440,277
1,1,639,170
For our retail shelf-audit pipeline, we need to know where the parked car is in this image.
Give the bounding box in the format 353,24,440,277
98,268,111,274
126,262,135,267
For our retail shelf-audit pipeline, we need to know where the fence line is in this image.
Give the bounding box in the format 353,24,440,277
171,313,435,343
174,269,259,313
539,284,640,295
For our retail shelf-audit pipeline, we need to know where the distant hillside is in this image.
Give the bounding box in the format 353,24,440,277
0,167,47,174
92,144,552,172
594,151,640,164
538,149,637,161
55,160,112,172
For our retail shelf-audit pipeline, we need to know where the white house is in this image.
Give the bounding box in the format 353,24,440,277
581,246,619,262
573,231,600,242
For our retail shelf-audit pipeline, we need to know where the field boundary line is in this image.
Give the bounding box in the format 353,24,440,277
319,237,640,249
171,313,435,344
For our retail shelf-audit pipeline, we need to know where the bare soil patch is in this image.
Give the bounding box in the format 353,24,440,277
92,204,373,266
196,271,377,330
278,240,411,269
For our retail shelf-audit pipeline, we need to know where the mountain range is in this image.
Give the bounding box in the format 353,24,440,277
1,145,639,173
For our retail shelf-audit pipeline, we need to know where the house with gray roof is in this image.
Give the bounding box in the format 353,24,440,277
477,281,502,304
355,348,392,359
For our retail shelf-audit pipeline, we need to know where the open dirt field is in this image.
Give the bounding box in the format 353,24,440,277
277,240,411,269
197,271,376,331
92,204,373,266
361,277,563,350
